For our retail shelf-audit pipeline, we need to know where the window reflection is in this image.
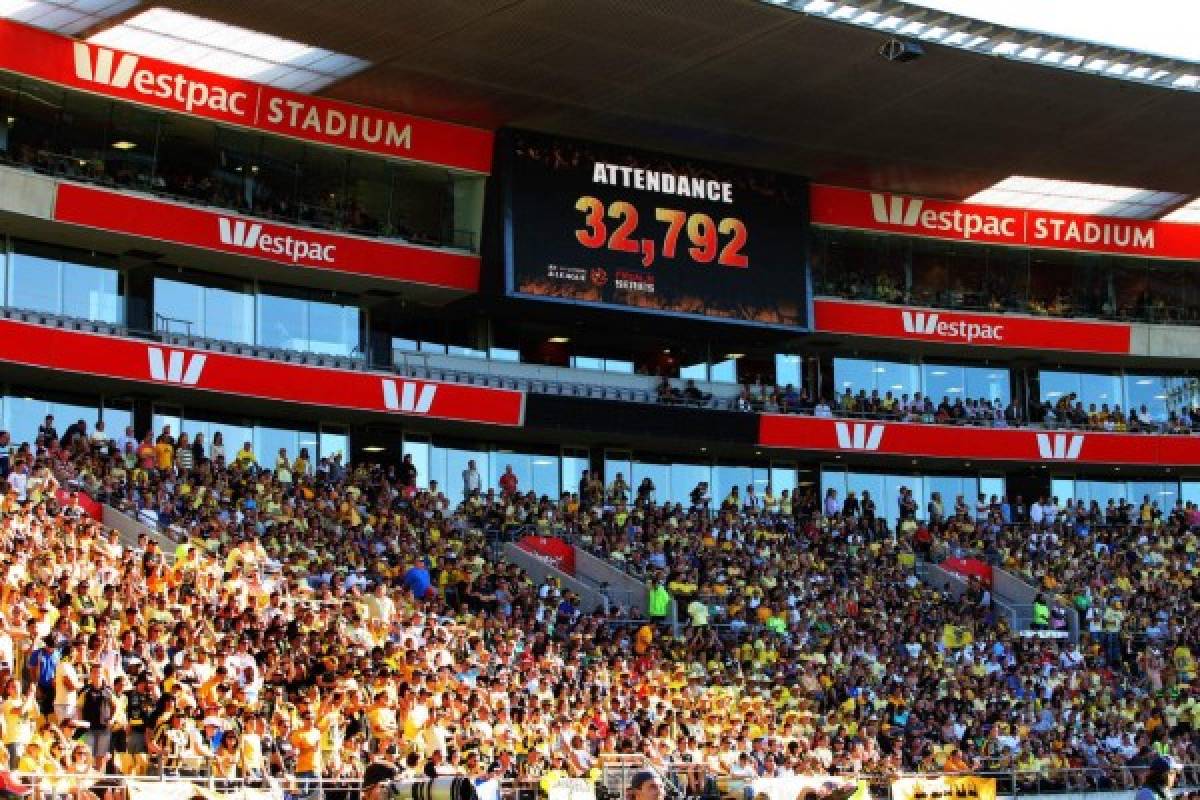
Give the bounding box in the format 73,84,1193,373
836,358,1010,406
8,243,121,323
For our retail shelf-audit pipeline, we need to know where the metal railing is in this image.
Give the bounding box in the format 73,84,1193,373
8,761,1200,800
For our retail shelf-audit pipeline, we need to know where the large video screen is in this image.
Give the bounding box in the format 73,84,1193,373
501,130,809,329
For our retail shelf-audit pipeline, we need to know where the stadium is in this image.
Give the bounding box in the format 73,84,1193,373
0,2,1196,800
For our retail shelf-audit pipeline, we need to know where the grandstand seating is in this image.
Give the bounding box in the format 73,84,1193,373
0,424,1196,797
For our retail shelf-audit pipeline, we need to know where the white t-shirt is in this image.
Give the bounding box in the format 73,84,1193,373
54,659,79,706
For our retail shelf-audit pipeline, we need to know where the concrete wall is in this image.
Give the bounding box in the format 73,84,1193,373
0,169,55,218
102,505,177,559
571,548,652,615
502,542,603,612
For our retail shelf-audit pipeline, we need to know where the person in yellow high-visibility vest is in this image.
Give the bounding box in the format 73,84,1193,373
1031,594,1050,630
648,580,671,625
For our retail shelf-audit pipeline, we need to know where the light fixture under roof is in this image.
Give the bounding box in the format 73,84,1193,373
548,336,570,344
360,445,385,453
111,140,136,150
966,176,1187,220
88,7,370,93
0,0,137,34
763,0,1200,93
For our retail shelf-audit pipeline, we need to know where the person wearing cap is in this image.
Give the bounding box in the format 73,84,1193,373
1135,756,1179,800
629,771,665,800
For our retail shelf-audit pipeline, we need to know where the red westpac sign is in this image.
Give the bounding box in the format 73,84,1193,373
811,184,1200,260
54,184,480,291
758,415,1200,467
0,20,492,174
813,299,1133,354
0,319,524,427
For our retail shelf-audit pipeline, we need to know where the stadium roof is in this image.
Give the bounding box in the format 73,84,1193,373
7,0,1200,203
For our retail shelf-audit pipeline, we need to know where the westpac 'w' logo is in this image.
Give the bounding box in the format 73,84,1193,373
870,193,923,226
217,217,263,249
147,347,206,386
901,310,939,334
834,421,885,451
1035,432,1085,460
73,42,138,89
381,380,436,414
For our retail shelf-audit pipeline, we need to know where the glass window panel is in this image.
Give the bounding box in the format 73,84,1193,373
154,278,203,335
491,452,532,497
821,468,848,514
1182,481,1200,510
710,359,737,384
257,294,308,351
440,448,486,502
1039,371,1080,405
770,465,797,500
1050,479,1075,507
884,475,923,529
151,409,182,442
393,338,419,353
489,347,520,362
671,463,712,508
775,354,803,390
875,361,919,397
573,357,603,371
5,396,50,446
603,451,632,495
604,359,634,374
100,404,133,443
980,476,1005,506
847,472,885,519
428,447,449,496
680,363,707,382
308,301,359,356
834,358,875,397
209,423,253,467
1124,375,1171,423
254,426,301,469
205,286,254,344
401,437,431,489
922,365,965,404
8,251,61,314
1080,373,1123,412
62,262,120,323
530,455,560,500
447,346,486,359
965,366,1010,405
714,465,752,508
926,477,964,521
560,448,589,500
632,462,670,507
318,431,348,463
418,341,447,354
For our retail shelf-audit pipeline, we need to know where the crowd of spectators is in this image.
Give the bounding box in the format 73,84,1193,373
0,420,1197,800
673,378,1200,436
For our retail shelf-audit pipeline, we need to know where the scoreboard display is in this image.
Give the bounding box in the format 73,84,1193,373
500,129,809,329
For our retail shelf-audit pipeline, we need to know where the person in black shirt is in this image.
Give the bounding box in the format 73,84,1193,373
125,673,156,755
37,414,57,444
80,665,115,760
398,454,417,490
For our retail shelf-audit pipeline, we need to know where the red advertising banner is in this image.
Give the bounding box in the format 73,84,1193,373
54,488,103,520
517,535,577,576
0,20,492,174
811,184,1200,261
759,414,1200,467
813,299,1133,354
0,319,524,427
942,557,993,588
54,184,480,291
